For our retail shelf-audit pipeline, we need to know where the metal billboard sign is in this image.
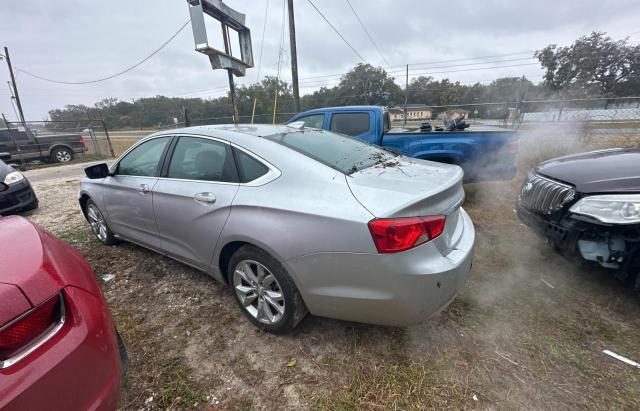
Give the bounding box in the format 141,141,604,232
186,0,254,77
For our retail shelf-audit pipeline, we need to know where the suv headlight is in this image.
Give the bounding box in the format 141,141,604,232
569,194,640,224
3,171,25,185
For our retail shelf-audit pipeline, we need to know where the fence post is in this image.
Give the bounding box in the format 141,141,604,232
517,100,526,128
86,116,102,156
557,103,563,121
503,102,509,126
183,106,191,127
101,119,115,157
91,127,103,156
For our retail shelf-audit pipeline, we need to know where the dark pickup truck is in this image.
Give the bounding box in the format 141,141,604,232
0,128,86,163
287,105,519,182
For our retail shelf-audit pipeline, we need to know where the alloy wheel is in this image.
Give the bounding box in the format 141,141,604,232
233,260,286,325
56,150,71,162
87,204,108,242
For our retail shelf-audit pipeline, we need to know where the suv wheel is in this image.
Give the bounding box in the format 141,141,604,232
86,200,117,245
51,147,73,163
229,245,307,333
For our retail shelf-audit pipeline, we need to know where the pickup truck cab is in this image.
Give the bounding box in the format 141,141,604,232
287,105,519,181
0,128,86,163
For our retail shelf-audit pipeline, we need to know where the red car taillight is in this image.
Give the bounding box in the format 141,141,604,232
368,216,446,253
0,293,64,364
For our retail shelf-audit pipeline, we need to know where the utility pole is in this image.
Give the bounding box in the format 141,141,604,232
3,47,26,125
6,81,20,121
287,0,300,113
403,64,408,127
221,23,239,124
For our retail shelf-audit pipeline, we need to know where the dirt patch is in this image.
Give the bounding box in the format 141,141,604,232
21,133,640,410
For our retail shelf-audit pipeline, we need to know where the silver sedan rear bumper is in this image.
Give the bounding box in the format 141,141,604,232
285,208,475,326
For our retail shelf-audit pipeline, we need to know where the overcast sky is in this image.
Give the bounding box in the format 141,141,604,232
1,0,639,120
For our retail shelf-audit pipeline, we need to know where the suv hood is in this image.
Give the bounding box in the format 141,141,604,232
536,148,640,194
346,156,464,218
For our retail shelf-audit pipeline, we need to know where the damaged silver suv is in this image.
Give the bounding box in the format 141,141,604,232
516,148,640,289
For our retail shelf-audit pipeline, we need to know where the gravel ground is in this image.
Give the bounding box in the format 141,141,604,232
21,141,640,410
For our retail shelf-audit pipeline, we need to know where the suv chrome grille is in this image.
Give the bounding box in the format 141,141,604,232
519,172,574,215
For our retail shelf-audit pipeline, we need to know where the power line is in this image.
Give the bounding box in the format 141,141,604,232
390,51,536,69
297,57,537,85
297,75,545,92
180,59,542,96
383,57,536,75
298,61,541,87
394,62,540,79
275,0,287,81
305,0,367,63
298,52,536,81
16,20,190,85
344,0,389,68
256,0,270,82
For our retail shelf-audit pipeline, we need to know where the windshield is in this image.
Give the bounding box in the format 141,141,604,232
265,130,397,174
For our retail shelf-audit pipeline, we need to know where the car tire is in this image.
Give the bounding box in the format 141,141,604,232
86,199,118,245
228,245,307,334
116,329,129,381
51,147,73,163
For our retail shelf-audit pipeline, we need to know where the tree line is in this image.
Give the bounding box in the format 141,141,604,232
47,32,640,129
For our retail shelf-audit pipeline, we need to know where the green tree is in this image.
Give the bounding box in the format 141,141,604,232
535,32,640,96
334,63,402,106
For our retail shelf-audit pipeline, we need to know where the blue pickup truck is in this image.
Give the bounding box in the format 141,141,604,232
287,105,519,181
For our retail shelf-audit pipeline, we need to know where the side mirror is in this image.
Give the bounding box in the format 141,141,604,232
0,152,11,162
84,163,110,179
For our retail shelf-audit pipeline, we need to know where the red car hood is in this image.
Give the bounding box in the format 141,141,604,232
0,216,100,311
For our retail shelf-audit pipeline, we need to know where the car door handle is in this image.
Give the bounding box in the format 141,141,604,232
194,192,216,204
138,183,150,194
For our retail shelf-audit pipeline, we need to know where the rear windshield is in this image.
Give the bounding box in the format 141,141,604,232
265,130,396,174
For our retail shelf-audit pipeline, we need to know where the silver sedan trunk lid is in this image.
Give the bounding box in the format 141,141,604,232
346,157,466,254
346,156,464,218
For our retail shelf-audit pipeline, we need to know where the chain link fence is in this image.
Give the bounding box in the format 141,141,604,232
516,97,640,151
110,97,640,175
157,112,296,130
5,96,636,172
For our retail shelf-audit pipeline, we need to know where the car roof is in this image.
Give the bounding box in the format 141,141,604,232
152,124,290,139
147,124,328,151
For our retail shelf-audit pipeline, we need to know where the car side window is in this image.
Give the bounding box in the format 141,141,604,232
297,114,324,129
233,148,269,183
117,136,170,177
167,137,237,182
329,112,371,136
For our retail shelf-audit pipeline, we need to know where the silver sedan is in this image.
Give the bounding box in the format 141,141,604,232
80,125,474,333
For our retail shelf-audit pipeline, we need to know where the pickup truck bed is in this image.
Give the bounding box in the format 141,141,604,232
287,106,519,182
383,126,518,181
